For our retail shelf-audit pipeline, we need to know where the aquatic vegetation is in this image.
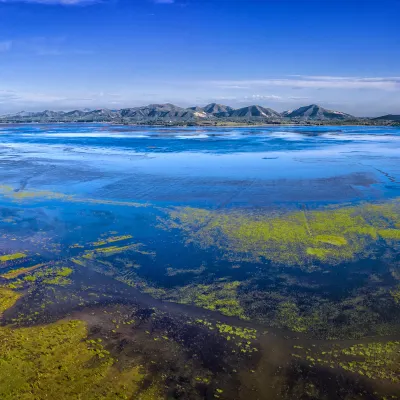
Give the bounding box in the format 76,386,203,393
306,247,330,260
10,266,74,287
173,281,247,319
0,185,146,208
276,302,308,333
314,235,348,246
295,341,400,384
80,244,143,262
165,265,206,276
140,280,248,319
0,288,21,314
215,323,257,340
0,263,44,279
194,319,258,354
165,199,400,267
0,252,26,262
0,319,161,399
93,235,133,247
390,285,400,303
379,229,400,240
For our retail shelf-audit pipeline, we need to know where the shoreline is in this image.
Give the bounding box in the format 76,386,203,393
0,121,397,128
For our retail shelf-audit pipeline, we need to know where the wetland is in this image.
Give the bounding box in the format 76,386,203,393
0,124,400,399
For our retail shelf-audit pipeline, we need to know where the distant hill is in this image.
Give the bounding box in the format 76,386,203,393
224,105,282,120
373,114,400,122
120,104,209,122
202,103,234,115
282,104,356,121
0,103,390,125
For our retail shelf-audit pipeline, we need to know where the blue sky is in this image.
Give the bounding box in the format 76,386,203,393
0,0,399,116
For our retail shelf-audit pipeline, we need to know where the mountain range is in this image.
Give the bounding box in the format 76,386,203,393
0,103,398,125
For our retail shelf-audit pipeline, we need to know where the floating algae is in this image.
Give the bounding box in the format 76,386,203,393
293,340,400,384
0,185,146,208
0,288,21,315
93,235,133,247
0,284,162,400
6,267,74,289
0,319,159,399
165,198,400,267
1,264,45,280
0,253,26,263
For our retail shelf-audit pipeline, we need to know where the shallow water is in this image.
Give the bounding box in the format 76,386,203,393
0,124,399,399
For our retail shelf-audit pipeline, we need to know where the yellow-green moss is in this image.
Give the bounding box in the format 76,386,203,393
1,264,44,280
306,247,331,260
0,288,21,314
0,185,145,208
379,229,400,240
390,285,400,303
166,199,400,267
298,341,400,383
0,253,26,263
314,235,347,246
277,302,308,333
142,280,248,319
0,319,161,399
93,235,133,247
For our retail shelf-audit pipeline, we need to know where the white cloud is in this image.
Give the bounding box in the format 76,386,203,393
245,94,282,101
1,37,93,56
209,76,400,91
0,0,102,5
153,0,175,3
0,40,12,52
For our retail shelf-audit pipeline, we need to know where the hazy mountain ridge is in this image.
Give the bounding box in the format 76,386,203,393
282,104,355,121
373,114,400,122
0,103,396,125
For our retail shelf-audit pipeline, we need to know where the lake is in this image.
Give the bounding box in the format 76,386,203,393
0,124,399,399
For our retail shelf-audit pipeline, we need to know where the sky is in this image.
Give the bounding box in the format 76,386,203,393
0,0,399,116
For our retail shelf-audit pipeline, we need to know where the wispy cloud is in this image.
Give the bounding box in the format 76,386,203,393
1,37,93,56
0,40,12,52
209,76,400,91
153,0,175,3
0,0,102,5
244,94,282,101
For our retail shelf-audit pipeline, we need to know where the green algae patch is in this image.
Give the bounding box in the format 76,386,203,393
41,267,73,286
0,185,146,208
0,288,21,315
379,229,400,240
143,280,248,319
277,302,308,333
193,319,259,354
10,266,75,287
174,281,247,319
390,285,400,303
0,319,159,400
306,247,331,260
93,235,133,247
0,253,26,263
1,264,45,280
314,235,347,246
294,341,400,384
165,198,400,267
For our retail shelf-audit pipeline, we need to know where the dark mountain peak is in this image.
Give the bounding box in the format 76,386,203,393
145,103,183,111
227,105,281,119
188,106,204,112
0,103,366,123
373,114,400,122
202,103,234,114
282,104,355,120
